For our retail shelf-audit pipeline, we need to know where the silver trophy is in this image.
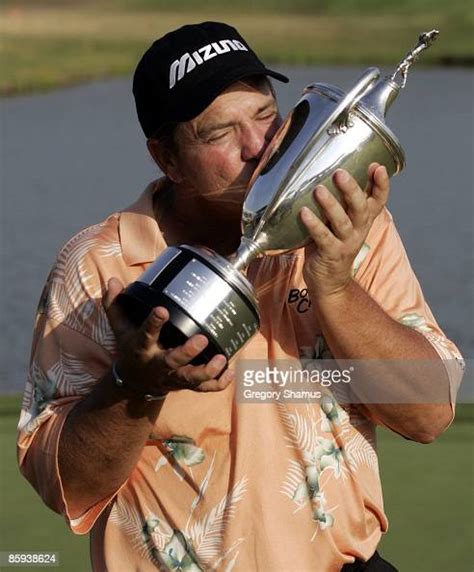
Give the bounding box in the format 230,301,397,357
118,31,439,364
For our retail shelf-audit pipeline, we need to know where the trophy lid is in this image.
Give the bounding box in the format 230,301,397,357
361,29,440,119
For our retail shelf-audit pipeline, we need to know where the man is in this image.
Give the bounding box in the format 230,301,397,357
18,22,463,571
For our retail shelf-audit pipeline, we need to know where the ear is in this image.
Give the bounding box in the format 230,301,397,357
147,139,183,184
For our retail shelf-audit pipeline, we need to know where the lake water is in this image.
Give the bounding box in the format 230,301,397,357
1,66,472,394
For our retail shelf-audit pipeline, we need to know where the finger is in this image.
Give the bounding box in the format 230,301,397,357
362,162,379,199
135,306,169,351
300,206,339,251
332,169,368,229
164,334,210,369
178,354,228,386
365,162,380,191
367,165,390,216
194,368,235,392
313,185,353,240
196,354,228,381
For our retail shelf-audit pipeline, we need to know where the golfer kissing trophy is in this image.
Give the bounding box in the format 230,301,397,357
118,31,439,364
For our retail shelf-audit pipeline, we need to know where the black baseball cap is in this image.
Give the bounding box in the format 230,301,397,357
133,21,289,138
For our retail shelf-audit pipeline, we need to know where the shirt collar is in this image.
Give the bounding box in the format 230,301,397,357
119,179,168,266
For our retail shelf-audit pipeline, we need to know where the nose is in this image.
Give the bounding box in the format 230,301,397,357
240,122,270,162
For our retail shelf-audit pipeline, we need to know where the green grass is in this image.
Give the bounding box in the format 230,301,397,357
0,35,146,95
0,0,472,95
1,0,471,14
1,395,472,571
0,395,89,572
378,410,474,572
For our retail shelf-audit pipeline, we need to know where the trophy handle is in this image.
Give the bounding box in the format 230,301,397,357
306,67,380,137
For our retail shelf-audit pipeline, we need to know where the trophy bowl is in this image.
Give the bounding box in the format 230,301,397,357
237,67,405,260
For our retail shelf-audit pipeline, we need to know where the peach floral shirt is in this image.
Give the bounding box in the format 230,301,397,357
18,181,464,571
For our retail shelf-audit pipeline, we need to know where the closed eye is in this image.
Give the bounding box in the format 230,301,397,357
206,130,231,143
257,110,278,121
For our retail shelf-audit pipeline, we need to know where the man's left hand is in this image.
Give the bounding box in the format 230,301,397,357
300,163,390,299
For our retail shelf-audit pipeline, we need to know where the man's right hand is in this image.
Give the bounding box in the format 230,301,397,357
104,278,233,397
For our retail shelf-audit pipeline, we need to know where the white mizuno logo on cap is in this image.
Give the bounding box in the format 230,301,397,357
169,39,248,89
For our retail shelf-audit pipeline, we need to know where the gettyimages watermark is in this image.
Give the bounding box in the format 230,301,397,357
239,362,353,402
235,358,470,404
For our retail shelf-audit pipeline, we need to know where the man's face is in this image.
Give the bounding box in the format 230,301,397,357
169,79,281,219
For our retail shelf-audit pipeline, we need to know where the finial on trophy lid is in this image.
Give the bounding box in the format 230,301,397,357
361,29,440,120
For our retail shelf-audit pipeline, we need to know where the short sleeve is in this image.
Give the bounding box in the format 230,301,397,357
352,208,465,406
17,222,123,535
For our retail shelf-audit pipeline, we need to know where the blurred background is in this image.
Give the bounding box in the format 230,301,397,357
1,1,473,571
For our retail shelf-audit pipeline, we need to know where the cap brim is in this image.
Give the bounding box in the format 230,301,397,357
173,64,289,124
264,68,290,84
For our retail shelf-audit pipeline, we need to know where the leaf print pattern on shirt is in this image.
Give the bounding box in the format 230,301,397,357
187,476,248,565
300,335,333,361
400,312,466,376
399,312,433,332
30,361,57,413
278,395,378,540
319,394,343,433
19,353,96,435
110,501,160,561
111,501,201,569
320,395,378,473
279,404,345,539
158,530,203,572
134,440,247,570
351,243,370,276
155,436,206,481
44,221,119,349
47,230,102,327
343,431,378,471
165,436,206,466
